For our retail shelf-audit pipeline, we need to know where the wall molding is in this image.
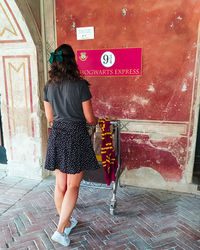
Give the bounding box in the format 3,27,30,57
120,119,188,137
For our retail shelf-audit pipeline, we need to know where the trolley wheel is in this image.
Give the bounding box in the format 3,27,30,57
110,200,116,209
110,201,116,215
110,208,115,215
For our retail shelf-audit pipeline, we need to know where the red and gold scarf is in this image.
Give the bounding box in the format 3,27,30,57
99,119,118,185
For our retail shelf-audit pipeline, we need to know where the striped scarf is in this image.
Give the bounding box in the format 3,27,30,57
99,119,118,185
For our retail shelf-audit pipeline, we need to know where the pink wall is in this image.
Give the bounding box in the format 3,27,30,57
55,0,200,182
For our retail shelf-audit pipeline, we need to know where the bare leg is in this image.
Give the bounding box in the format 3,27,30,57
54,169,67,216
57,171,83,233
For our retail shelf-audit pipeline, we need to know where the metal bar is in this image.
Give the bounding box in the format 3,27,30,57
110,121,119,125
87,120,121,215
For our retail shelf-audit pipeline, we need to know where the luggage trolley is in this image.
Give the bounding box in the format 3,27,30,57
83,120,121,215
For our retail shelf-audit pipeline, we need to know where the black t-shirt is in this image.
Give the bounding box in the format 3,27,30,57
43,80,92,122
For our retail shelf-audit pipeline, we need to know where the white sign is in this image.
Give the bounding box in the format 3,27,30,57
101,51,115,68
76,27,94,40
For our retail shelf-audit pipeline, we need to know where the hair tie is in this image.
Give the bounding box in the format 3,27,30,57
49,50,63,64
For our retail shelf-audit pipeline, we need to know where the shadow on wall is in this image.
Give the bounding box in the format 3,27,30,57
0,94,7,164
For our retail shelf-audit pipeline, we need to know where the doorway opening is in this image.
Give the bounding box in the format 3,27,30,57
0,94,7,164
193,109,200,185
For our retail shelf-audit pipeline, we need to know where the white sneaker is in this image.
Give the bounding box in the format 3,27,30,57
64,217,78,235
51,231,70,246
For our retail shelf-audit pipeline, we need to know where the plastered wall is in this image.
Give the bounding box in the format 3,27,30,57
55,0,200,192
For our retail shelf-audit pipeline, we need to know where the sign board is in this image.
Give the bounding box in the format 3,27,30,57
77,48,142,76
76,27,94,40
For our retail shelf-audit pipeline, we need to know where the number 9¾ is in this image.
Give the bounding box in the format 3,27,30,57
101,51,115,68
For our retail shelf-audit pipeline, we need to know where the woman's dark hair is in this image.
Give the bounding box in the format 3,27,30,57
47,44,83,84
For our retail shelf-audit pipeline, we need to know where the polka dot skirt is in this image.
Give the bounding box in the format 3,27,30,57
44,120,100,174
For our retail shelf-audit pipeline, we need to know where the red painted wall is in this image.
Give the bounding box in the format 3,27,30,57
55,0,200,182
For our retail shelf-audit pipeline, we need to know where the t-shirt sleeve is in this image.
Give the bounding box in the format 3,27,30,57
43,85,49,102
81,81,92,102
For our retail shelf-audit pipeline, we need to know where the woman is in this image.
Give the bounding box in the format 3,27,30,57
43,44,99,246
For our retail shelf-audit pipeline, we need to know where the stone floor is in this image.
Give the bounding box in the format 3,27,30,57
0,170,200,249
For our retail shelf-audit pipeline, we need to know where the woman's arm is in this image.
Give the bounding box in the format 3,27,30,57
82,99,98,125
44,101,53,123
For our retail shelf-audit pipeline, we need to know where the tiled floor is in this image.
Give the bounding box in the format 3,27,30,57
0,172,200,249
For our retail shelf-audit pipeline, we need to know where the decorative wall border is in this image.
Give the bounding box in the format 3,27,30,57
0,0,26,43
2,55,35,159
120,119,189,137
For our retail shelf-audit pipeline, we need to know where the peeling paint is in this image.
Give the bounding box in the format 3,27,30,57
98,100,111,110
123,107,136,117
121,134,185,182
133,136,168,149
122,8,127,16
69,14,76,31
149,133,165,141
72,21,76,30
177,16,183,20
132,95,149,106
134,76,140,81
121,167,166,186
132,139,143,144
148,83,155,92
170,22,174,28
130,108,136,113
182,79,187,92
188,72,193,78
131,135,185,168
123,110,130,116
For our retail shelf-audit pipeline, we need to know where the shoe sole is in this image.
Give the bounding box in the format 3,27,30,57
51,235,70,246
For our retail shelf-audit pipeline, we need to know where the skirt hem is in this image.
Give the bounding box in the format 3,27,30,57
44,166,100,175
